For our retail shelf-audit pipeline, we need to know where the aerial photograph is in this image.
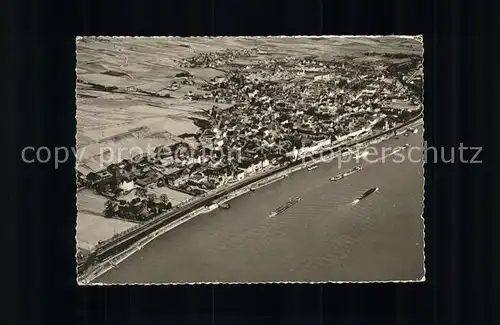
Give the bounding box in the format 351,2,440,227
75,36,425,284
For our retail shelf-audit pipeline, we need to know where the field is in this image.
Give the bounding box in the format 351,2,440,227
149,187,193,206
388,99,421,111
77,189,138,251
76,212,137,251
76,186,192,250
77,189,108,216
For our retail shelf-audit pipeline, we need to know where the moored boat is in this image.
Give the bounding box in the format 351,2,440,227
218,202,231,209
307,164,318,171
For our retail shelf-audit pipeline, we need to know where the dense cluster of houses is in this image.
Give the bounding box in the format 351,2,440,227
191,51,422,162
77,49,422,223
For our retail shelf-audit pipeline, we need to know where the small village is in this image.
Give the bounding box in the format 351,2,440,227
76,48,423,225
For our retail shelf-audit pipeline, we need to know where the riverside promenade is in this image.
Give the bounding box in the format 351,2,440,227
78,112,423,280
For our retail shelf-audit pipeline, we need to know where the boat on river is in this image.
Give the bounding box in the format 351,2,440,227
329,165,362,181
307,164,318,171
351,187,379,205
269,197,301,218
218,202,231,209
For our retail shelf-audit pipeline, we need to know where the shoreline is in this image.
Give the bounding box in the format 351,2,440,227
78,117,423,284
79,159,315,284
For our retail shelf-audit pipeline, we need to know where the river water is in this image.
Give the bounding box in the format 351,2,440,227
97,125,425,283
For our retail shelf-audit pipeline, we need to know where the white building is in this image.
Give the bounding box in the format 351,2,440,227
119,180,135,193
299,145,320,156
160,156,174,166
244,165,254,175
286,148,300,159
349,126,371,138
173,174,189,187
370,117,383,126
316,138,331,148
314,74,335,82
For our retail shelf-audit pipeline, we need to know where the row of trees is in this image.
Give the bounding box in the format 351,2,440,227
103,191,172,222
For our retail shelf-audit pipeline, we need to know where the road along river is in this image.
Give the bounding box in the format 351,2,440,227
94,122,425,283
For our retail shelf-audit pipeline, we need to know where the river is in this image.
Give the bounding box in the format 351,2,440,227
96,124,425,283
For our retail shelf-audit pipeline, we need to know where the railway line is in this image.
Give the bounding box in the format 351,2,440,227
79,112,423,274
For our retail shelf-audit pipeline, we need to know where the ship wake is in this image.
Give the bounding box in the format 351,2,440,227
350,187,379,206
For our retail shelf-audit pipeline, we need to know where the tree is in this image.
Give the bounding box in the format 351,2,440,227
103,200,116,218
135,204,148,221
147,193,157,203
135,187,147,198
159,194,168,204
106,164,118,173
146,193,158,213
123,159,133,172
157,194,170,212
157,178,165,187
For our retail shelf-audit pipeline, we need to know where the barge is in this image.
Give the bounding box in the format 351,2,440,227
269,197,301,218
329,165,362,181
351,187,379,205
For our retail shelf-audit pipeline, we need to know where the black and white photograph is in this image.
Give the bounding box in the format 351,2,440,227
75,36,425,284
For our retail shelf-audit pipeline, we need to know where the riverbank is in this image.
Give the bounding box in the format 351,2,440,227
79,160,312,283
80,166,299,283
78,116,423,284
93,119,425,283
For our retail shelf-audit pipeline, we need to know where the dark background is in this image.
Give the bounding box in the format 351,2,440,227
3,0,497,324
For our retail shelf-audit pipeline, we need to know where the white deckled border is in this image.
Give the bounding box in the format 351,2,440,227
76,35,420,39
74,38,80,283
420,34,427,284
75,35,426,286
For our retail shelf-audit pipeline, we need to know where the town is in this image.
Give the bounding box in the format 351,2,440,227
76,48,423,230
